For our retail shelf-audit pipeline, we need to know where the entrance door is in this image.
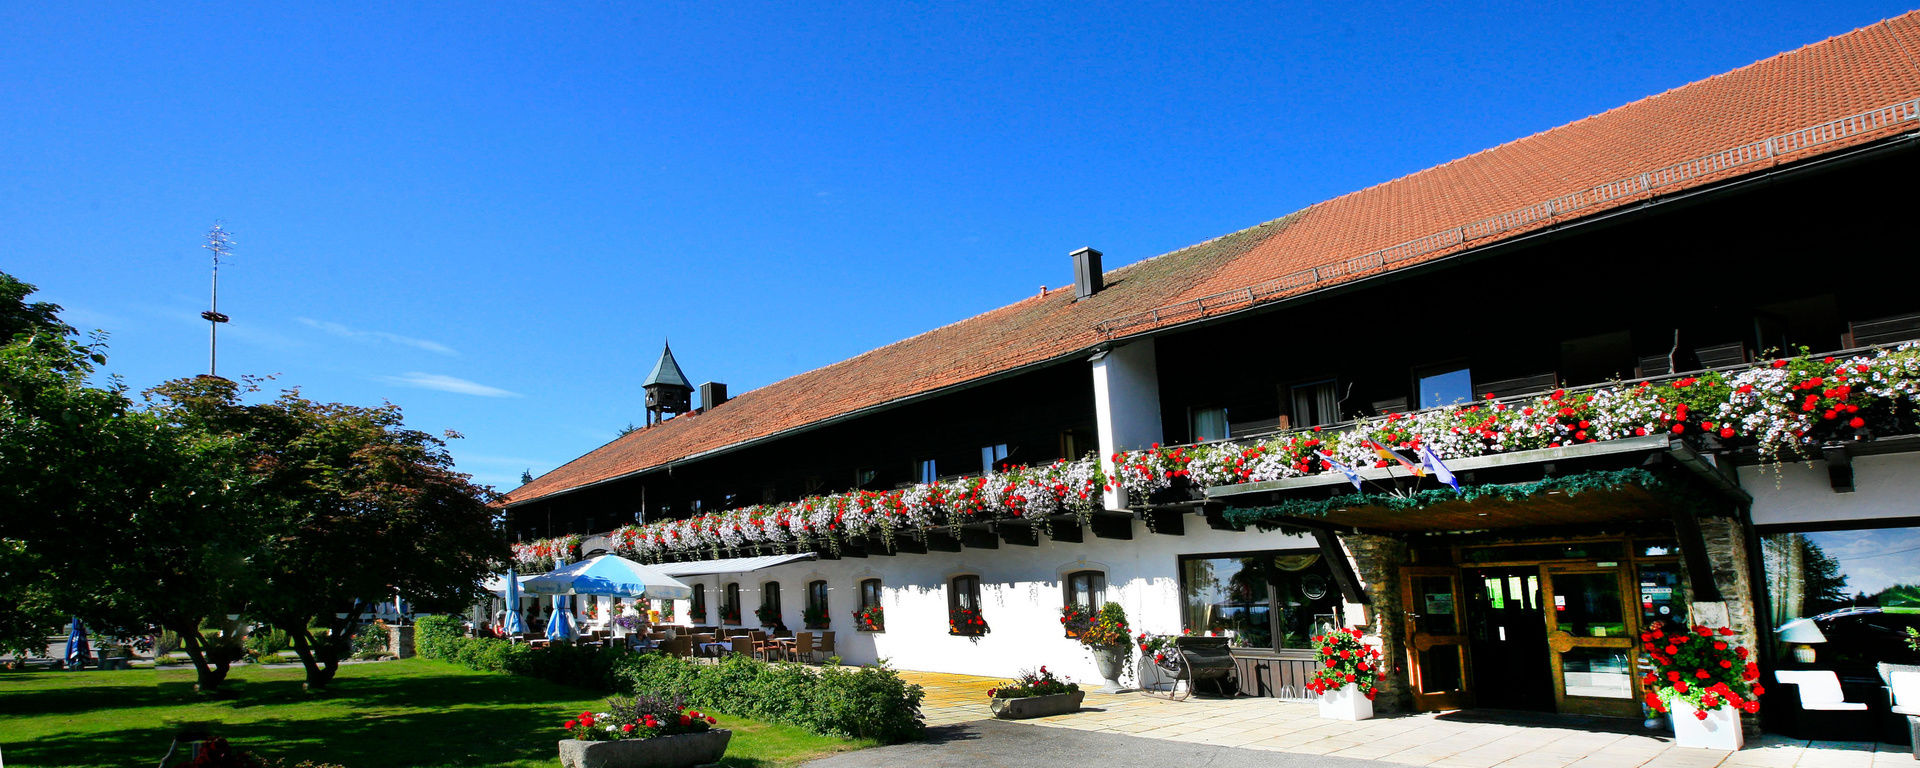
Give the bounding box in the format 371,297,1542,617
1542,566,1642,718
1465,567,1553,711
1401,567,1473,710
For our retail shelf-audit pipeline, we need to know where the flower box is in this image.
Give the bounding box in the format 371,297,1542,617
558,729,731,768
1669,699,1743,751
990,691,1084,719
1316,683,1374,721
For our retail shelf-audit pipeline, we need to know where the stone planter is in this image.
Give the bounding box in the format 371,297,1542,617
1090,644,1131,693
559,729,732,768
1316,683,1375,721
991,690,1085,719
1669,699,1743,751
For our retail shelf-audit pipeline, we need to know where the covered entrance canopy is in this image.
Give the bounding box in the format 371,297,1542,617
1203,434,1754,719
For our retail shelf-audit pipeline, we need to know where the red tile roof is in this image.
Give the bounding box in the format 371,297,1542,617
504,12,1920,507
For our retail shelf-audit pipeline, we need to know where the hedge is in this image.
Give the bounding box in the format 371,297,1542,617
413,615,924,743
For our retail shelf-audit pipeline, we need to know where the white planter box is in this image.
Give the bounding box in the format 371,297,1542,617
1317,683,1375,721
1670,698,1743,751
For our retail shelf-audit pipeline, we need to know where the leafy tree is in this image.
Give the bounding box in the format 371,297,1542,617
0,272,256,688
147,377,508,689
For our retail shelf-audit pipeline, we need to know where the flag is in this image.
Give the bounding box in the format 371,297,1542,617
1367,440,1425,476
1419,443,1460,490
1315,451,1364,491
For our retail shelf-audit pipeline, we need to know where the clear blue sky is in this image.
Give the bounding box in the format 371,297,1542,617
3,2,1910,491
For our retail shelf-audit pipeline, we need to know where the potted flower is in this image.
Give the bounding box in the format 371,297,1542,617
753,605,780,627
1075,603,1133,693
1059,604,1094,639
853,604,884,632
802,604,830,630
1640,623,1760,750
988,666,1083,719
719,601,741,625
1306,627,1381,720
557,694,730,768
949,607,988,636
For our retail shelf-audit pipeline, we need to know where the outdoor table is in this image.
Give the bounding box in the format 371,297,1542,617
697,642,729,657
771,637,798,661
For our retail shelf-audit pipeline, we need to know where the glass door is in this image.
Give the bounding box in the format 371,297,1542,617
1401,567,1473,710
1542,566,1642,718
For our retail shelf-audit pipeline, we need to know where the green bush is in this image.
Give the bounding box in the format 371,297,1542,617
413,616,462,659
618,652,923,743
245,628,290,658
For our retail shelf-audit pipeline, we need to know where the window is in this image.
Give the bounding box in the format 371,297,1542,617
981,444,1009,474
949,575,987,635
1064,570,1106,611
1190,407,1229,442
691,584,707,623
1762,526,1920,675
722,583,741,624
806,580,830,628
915,459,938,484
855,468,877,488
1180,551,1344,650
855,578,884,631
1290,380,1338,428
1416,367,1473,409
759,580,782,625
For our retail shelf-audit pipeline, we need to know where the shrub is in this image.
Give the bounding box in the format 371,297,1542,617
245,628,290,660
413,616,462,658
155,630,181,656
619,652,923,743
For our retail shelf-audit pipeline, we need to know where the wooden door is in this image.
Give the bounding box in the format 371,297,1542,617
1401,567,1473,711
1541,565,1643,718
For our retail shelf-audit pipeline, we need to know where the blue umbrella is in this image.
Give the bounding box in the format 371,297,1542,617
65,617,91,670
523,554,692,600
500,568,529,636
545,595,577,642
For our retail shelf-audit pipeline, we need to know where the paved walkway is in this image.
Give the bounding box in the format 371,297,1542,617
895,670,1912,767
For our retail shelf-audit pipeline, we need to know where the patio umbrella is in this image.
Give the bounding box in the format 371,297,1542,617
500,568,529,636
545,595,577,642
522,554,692,600
64,617,91,670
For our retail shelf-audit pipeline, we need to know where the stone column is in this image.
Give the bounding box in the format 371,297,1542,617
388,624,415,659
1343,533,1411,714
1695,515,1762,737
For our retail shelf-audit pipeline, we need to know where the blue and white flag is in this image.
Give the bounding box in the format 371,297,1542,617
1315,450,1364,491
1418,443,1460,490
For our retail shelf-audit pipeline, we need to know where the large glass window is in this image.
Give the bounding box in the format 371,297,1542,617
1290,380,1338,428
805,580,830,628
1763,526,1920,674
690,584,707,623
1180,551,1343,650
1190,407,1229,442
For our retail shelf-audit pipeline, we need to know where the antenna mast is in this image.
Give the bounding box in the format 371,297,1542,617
201,223,234,377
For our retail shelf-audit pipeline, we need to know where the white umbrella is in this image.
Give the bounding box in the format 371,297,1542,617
522,554,692,600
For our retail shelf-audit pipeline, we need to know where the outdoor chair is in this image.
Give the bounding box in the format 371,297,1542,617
1772,670,1874,741
814,631,835,663
1880,663,1920,754
663,636,692,658
786,632,813,664
728,636,756,659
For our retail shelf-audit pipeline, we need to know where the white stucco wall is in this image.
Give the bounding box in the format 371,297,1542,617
663,520,1321,685
1743,451,1920,527
1093,339,1165,511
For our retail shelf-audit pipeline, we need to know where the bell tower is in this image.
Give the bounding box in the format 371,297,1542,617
643,341,694,425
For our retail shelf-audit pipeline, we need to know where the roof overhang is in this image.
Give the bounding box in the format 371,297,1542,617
1206,435,1751,535
648,552,818,577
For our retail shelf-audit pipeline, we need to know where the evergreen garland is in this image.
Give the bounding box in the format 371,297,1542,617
1221,467,1670,528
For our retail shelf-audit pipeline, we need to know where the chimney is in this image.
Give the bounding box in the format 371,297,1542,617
699,381,729,411
1071,247,1103,300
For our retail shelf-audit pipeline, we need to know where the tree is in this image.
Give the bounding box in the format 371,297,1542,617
521,468,534,485
0,272,256,689
147,377,508,689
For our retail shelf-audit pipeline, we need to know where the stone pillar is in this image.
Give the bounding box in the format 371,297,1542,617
388,624,415,659
1343,533,1411,714
1696,515,1762,737
1091,339,1164,511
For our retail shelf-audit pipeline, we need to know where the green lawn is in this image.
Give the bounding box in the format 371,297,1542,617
0,658,875,768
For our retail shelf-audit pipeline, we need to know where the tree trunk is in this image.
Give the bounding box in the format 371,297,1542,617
285,621,341,690
169,619,231,692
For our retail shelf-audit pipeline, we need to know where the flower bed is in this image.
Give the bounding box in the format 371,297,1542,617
987,668,1084,720
557,695,728,768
